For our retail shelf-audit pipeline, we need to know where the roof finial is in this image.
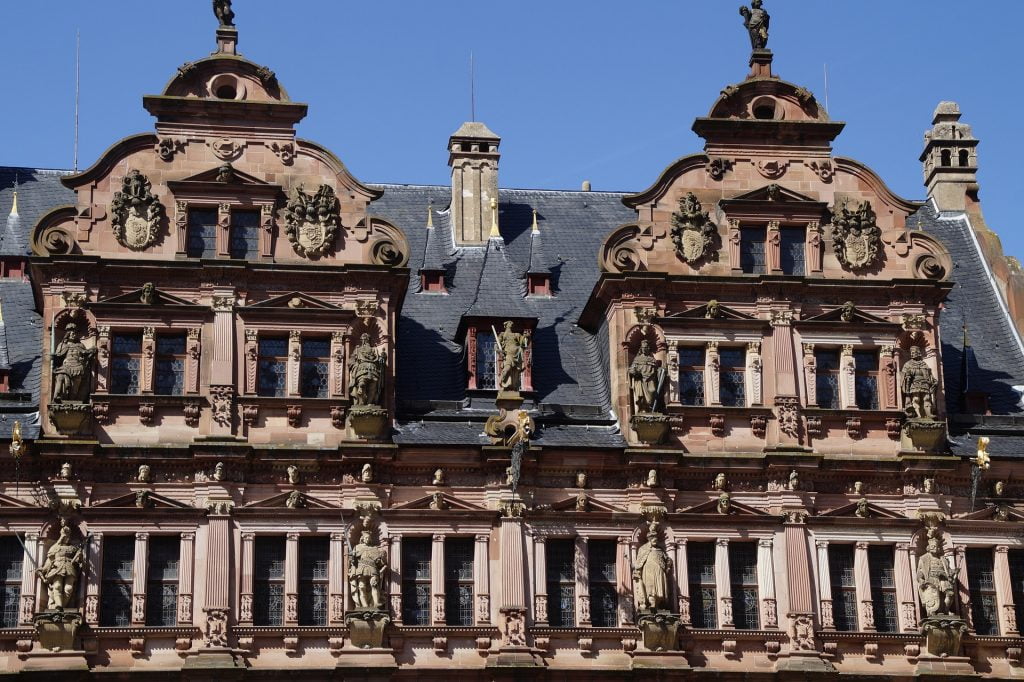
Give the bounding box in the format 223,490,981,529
213,0,235,28
531,209,539,235
9,174,17,217
739,0,769,50
213,0,238,54
427,200,434,228
489,197,500,239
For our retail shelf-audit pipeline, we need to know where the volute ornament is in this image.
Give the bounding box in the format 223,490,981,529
283,184,341,258
831,199,881,270
110,170,165,250
670,192,716,264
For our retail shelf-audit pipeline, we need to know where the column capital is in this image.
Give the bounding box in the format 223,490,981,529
241,532,255,542
996,545,1010,554
759,538,774,549
136,532,149,541
815,540,829,550
330,532,344,542
476,534,489,543
895,542,910,551
855,541,870,550
716,537,730,547
286,532,299,542
25,533,39,542
432,533,445,543
180,531,196,542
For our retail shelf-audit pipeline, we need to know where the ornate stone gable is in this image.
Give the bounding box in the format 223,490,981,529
110,170,164,250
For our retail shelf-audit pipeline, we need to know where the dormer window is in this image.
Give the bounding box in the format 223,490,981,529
475,331,497,390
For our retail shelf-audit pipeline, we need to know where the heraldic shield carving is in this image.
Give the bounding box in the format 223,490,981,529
670,192,716,264
110,170,165,250
831,198,881,270
283,183,341,258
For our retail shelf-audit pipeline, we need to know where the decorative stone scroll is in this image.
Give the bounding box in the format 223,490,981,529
670,192,716,264
110,170,165,250
283,184,341,258
831,198,881,270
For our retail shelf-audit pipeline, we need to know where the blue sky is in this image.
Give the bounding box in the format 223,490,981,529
2,1,1021,259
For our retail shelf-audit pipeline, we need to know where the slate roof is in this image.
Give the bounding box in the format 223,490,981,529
0,167,74,256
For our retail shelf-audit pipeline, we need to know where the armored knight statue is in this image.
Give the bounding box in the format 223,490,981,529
36,521,84,610
495,321,527,394
902,346,938,419
349,530,387,610
629,340,666,414
633,522,671,612
917,532,956,617
739,0,770,50
348,333,384,406
213,0,234,27
51,323,96,403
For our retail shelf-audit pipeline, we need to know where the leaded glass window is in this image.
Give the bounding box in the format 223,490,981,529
110,333,143,394
828,545,857,631
229,209,260,260
101,535,134,626
546,539,575,627
588,540,617,627
719,348,746,407
401,537,431,625
688,541,717,628
967,548,998,635
257,338,288,397
729,542,759,630
187,208,217,259
300,338,330,398
299,537,329,626
154,334,186,396
740,227,766,274
854,350,879,410
253,536,285,626
444,538,474,626
779,226,806,275
146,536,179,626
1009,550,1024,634
815,349,841,409
868,545,897,632
475,331,496,390
679,347,705,406
0,537,22,628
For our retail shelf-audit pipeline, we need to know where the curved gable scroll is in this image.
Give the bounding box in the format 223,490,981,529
360,216,410,268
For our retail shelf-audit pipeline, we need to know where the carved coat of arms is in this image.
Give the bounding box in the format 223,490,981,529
831,199,881,270
670,192,716,264
283,184,340,258
110,170,164,250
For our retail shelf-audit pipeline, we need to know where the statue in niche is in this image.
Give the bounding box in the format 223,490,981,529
902,346,938,419
52,323,96,403
110,170,164,250
629,340,666,414
831,199,882,270
495,321,528,394
633,522,671,612
670,192,716,264
916,531,956,617
739,0,770,50
349,530,387,610
36,520,84,610
213,0,234,27
139,282,155,305
348,333,384,407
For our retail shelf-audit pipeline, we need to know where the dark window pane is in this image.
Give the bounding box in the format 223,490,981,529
740,227,766,274
854,351,879,410
688,542,717,629
111,333,142,394
720,371,746,407
148,537,179,582
300,338,330,399
591,584,617,628
156,335,186,355
588,540,617,584
229,210,260,260
257,338,288,398
546,539,575,627
402,538,431,625
1009,550,1024,637
679,347,705,367
299,536,329,626
780,227,805,275
589,540,617,627
868,546,897,632
187,208,217,259
828,545,857,631
815,350,840,371
255,537,286,580
968,548,998,635
0,537,22,628
154,334,187,396
146,582,178,627
253,583,284,626
680,371,705,406
719,349,745,367
0,585,19,628
815,349,841,409
444,538,474,626
101,535,134,626
100,582,132,627
103,536,135,582
476,331,496,390
253,536,286,627
729,543,759,630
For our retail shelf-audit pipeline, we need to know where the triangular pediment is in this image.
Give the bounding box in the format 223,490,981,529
241,491,333,509
957,504,1024,521
0,492,35,509
391,493,485,511
547,494,624,513
801,306,893,325
91,491,192,509
243,292,341,311
728,184,821,204
94,286,200,307
670,303,756,321
175,165,273,187
675,498,771,516
818,500,904,519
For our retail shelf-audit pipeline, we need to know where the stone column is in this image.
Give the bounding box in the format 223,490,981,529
758,538,778,629
784,514,818,654
674,538,689,625
209,293,236,437
880,346,898,411
806,221,823,273
131,532,149,626
19,532,39,625
771,311,800,446
953,544,971,630
174,200,188,255
243,329,258,396
706,341,721,406
287,330,301,397
715,538,734,628
995,546,1018,635
767,220,782,273
431,534,446,625
802,344,817,406
574,536,590,626
497,512,529,646
894,543,917,632
329,532,345,624
179,532,195,625
259,203,274,258
388,535,402,623
141,327,156,394
203,510,232,646
475,534,491,625
533,535,548,625
854,541,875,631
238,532,254,625
728,219,741,272
840,345,857,410
815,540,834,630
747,342,763,406
284,532,299,625
330,331,346,398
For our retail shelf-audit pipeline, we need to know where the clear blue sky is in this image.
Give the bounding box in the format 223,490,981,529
2,1,1021,259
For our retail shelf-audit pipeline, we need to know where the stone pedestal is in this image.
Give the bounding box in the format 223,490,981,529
180,647,246,676
48,403,92,435
337,611,397,678
33,609,82,652
916,653,976,677
921,616,969,657
631,413,670,445
216,27,238,55
749,48,773,78
496,391,524,410
349,405,389,440
637,611,681,652
345,609,391,649
901,419,947,453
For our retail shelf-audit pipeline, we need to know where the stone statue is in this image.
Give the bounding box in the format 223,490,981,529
140,282,155,305
705,299,721,320
361,463,373,484
212,461,225,482
739,0,770,50
717,492,732,515
576,471,588,489
36,521,84,610
916,533,956,617
923,477,935,494
349,530,387,610
902,346,938,419
855,498,869,518
853,480,863,494
348,333,384,407
52,323,96,403
432,468,445,486
646,469,659,488
285,490,304,509
712,472,727,491
137,464,151,483
429,492,446,510
58,462,71,480
995,480,1006,497
286,465,299,485
213,0,234,27
629,340,665,414
495,321,527,394
633,523,671,612
788,469,799,491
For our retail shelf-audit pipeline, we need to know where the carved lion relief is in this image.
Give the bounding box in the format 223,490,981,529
283,184,341,258
110,170,165,250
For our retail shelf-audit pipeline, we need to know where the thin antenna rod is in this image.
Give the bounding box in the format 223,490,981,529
470,51,475,122
73,29,81,172
823,62,830,114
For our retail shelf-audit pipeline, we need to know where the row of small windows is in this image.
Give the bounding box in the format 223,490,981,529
253,536,329,626
186,208,260,260
100,536,180,627
939,149,971,168
739,226,806,276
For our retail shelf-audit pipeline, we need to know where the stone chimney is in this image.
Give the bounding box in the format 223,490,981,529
921,101,979,212
448,121,500,246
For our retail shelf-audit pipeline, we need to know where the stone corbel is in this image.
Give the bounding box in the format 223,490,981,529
846,417,861,439
288,330,301,396
141,327,156,393
139,402,155,426
746,341,762,405
706,341,721,405
174,200,188,255
244,329,258,395
840,344,856,409
95,325,111,393
330,331,346,397
287,404,302,428
751,414,767,439
242,404,258,427
806,221,823,273
185,328,201,393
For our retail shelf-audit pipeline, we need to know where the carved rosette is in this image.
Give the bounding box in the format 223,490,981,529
831,198,882,270
670,192,716,264
110,170,165,250
283,184,341,258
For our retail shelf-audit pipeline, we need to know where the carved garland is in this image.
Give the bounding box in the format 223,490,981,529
110,170,165,250
283,184,341,258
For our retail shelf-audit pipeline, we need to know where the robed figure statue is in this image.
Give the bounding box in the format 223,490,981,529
495,321,528,393
917,534,956,617
37,521,84,610
633,523,671,611
629,340,665,414
739,0,770,50
348,333,384,406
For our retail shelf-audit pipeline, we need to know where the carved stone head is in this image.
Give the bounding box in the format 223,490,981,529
137,464,151,483
576,471,587,488
286,465,299,485
713,472,727,490
646,469,658,487
717,492,731,515
995,480,1006,497
59,462,72,479
433,468,445,486
213,461,225,482
361,463,373,483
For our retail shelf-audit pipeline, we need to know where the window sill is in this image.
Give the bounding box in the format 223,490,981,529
90,393,205,405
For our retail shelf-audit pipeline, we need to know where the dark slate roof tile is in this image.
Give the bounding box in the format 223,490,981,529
0,167,74,256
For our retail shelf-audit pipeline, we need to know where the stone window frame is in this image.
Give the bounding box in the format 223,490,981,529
94,323,203,398
172,198,276,261
665,332,763,409
0,535,22,628
242,327,347,400
464,321,534,393
952,535,1024,638
797,331,899,412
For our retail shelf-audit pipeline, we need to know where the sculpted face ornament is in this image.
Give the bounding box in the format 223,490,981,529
283,184,341,258
110,170,165,250
670,192,717,264
831,199,882,270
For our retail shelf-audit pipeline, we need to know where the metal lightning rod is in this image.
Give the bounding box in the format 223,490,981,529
73,29,81,172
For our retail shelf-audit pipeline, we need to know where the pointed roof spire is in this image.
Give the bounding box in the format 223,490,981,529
528,208,550,276
530,208,539,235
420,199,448,274
427,200,434,229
